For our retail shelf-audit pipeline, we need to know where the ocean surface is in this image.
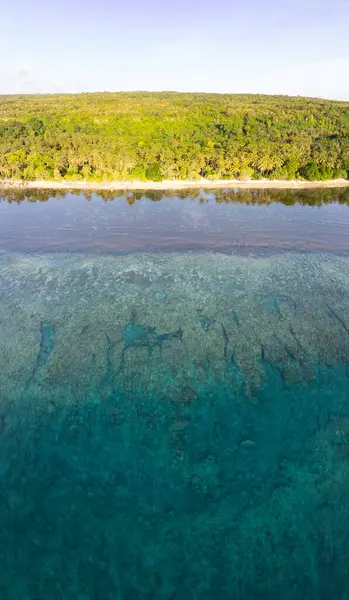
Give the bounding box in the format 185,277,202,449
1,188,349,599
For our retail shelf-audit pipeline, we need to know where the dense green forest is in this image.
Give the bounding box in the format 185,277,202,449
0,92,349,182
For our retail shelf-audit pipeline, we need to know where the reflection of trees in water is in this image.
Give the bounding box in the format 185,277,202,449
1,187,349,207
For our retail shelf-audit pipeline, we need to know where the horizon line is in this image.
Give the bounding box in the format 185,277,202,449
0,90,348,103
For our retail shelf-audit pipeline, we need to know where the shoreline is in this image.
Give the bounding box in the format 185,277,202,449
0,178,349,192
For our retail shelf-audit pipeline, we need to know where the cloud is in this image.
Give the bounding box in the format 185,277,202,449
0,67,35,93
17,68,29,80
0,67,86,95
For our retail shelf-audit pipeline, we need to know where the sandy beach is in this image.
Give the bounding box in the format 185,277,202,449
0,178,349,192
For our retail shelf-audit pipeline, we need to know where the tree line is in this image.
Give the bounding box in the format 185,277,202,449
0,92,349,182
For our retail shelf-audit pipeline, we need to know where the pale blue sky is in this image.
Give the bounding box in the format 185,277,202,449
1,0,349,99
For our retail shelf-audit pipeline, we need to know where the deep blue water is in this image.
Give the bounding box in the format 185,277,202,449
1,189,349,599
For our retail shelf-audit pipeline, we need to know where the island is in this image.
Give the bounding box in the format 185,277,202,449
0,92,348,187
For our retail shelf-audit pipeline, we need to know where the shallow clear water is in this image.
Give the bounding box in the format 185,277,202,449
1,190,349,599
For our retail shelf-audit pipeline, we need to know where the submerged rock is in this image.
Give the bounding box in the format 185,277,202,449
240,439,256,449
122,311,182,350
178,386,197,404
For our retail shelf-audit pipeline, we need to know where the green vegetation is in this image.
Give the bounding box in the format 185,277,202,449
0,92,349,182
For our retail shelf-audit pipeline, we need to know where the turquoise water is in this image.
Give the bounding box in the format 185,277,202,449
1,192,349,598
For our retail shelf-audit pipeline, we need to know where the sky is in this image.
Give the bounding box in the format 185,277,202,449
1,0,349,99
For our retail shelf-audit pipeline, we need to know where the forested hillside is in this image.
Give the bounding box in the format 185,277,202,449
0,92,349,182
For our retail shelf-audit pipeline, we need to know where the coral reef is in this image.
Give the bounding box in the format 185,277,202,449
1,251,349,598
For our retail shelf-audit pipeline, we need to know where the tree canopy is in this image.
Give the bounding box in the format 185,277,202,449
0,92,348,182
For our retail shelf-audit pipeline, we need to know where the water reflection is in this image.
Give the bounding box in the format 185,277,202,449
2,188,349,597
1,187,349,254
2,186,349,206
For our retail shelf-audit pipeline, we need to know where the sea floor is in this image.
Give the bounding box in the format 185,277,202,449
1,250,349,599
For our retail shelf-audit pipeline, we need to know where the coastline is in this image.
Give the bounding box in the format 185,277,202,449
0,178,349,191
